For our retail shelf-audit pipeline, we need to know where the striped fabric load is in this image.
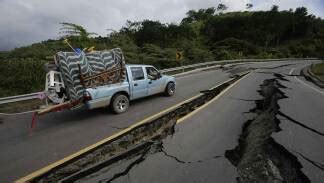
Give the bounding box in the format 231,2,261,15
55,48,126,100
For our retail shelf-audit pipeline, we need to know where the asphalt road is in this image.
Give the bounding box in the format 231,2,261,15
80,60,324,183
0,60,322,182
0,67,231,182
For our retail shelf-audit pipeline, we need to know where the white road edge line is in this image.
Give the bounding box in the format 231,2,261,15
290,64,324,95
294,76,324,95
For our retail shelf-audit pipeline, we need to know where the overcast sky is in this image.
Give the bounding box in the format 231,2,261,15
0,0,323,51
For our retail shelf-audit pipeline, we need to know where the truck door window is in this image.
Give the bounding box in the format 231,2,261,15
131,67,145,81
146,67,158,80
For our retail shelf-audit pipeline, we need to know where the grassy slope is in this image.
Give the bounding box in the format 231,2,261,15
311,63,324,81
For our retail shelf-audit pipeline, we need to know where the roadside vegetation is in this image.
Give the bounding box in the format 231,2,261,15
0,99,45,113
1,5,324,97
311,63,324,81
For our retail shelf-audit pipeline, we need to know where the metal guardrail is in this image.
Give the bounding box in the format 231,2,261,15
160,58,318,73
0,92,40,105
0,58,319,105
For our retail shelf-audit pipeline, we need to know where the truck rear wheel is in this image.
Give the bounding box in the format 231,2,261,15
165,82,175,96
111,94,129,114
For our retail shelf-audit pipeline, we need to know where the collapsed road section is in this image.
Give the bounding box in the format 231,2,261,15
20,73,248,183
225,74,310,182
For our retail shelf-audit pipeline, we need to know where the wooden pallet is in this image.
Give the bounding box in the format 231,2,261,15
77,64,124,88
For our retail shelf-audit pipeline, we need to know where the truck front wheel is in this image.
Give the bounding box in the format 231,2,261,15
165,82,175,96
111,94,129,114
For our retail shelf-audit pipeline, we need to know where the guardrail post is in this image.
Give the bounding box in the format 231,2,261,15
181,61,184,73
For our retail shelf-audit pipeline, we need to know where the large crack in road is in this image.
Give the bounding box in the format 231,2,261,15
225,74,312,182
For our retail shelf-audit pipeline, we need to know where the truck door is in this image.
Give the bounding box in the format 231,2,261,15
130,67,148,99
146,66,164,95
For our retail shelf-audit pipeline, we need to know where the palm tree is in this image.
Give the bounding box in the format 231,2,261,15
59,22,98,40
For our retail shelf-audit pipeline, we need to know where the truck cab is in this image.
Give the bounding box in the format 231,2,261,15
85,64,176,113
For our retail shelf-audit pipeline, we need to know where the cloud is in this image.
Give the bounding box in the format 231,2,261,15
0,0,323,51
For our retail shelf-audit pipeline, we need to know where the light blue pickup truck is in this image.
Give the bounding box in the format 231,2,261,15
85,64,176,113
43,49,175,115
45,64,175,114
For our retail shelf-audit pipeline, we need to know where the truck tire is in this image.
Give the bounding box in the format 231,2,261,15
165,82,175,96
111,94,129,114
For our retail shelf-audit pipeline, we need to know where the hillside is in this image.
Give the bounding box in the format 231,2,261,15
1,6,324,97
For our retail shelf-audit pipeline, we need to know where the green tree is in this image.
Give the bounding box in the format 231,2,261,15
246,3,253,9
271,5,279,12
217,3,228,12
181,8,215,24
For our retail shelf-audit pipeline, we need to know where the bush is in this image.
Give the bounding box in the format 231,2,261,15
0,59,46,97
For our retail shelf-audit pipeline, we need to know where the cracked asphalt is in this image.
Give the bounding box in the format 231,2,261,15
76,60,324,183
0,60,323,182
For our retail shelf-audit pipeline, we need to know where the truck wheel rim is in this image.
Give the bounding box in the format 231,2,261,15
117,98,127,111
